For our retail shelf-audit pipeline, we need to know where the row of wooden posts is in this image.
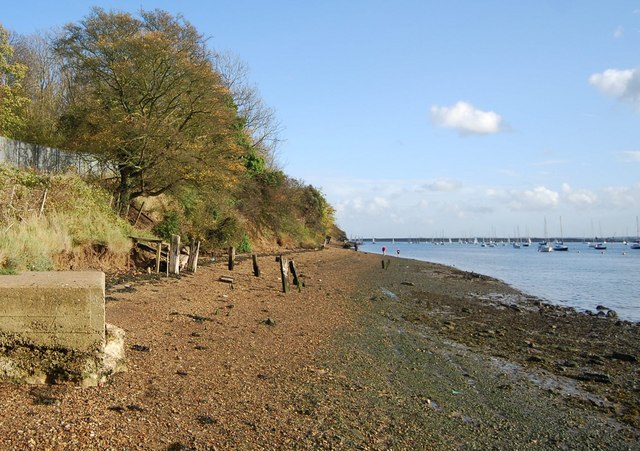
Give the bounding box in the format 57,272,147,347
227,246,301,293
133,235,301,293
131,235,200,276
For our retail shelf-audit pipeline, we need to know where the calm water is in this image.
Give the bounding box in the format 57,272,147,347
360,240,640,322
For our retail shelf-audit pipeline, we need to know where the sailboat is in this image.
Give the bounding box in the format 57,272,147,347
553,216,569,251
631,216,640,250
512,226,521,248
538,217,553,252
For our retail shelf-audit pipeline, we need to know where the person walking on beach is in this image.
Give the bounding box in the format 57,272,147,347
396,249,400,255
382,246,387,255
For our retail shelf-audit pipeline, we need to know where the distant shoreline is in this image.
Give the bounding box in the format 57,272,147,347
355,240,640,323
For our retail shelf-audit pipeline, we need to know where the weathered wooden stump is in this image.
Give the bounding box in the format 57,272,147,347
186,241,201,273
279,255,290,293
169,234,180,275
252,254,261,277
228,247,236,271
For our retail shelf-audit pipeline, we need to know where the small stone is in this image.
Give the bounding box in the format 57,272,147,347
131,344,150,352
576,372,611,384
607,352,637,363
527,355,545,363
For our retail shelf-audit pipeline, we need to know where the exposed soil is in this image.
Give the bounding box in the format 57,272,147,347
0,246,638,449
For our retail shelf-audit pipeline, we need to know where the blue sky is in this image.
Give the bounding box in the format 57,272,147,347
3,1,640,239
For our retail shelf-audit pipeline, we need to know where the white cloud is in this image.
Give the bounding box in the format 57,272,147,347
430,101,504,135
532,159,565,167
620,150,640,162
589,68,640,108
509,186,559,211
562,183,597,206
613,26,624,38
604,185,640,207
371,196,390,210
422,178,462,192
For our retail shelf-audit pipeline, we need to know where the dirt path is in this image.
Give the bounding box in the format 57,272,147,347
0,246,638,449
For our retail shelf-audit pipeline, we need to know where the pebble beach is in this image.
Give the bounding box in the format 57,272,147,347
0,245,638,449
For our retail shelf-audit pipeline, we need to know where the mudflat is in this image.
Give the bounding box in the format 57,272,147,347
0,246,638,449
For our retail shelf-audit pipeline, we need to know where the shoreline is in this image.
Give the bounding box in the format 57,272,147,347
0,245,637,448
360,244,640,323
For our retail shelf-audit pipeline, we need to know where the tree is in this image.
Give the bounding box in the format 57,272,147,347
212,51,283,168
54,8,243,213
0,24,29,138
11,30,66,146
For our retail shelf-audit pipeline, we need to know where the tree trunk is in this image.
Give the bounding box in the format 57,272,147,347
117,165,133,216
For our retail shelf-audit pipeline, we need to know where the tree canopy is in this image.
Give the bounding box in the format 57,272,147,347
55,8,244,212
0,24,29,138
3,9,343,250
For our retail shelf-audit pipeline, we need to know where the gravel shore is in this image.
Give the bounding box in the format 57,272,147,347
0,245,638,449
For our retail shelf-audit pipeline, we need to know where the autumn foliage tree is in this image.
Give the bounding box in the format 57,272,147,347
0,24,29,138
3,9,342,250
54,8,244,213
11,31,67,147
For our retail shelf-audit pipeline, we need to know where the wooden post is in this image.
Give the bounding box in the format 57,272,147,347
252,254,261,277
133,201,145,226
155,242,161,273
165,243,169,277
38,189,48,218
186,241,200,273
228,246,235,271
279,255,289,293
289,259,300,288
381,259,385,269
169,234,180,275
8,185,16,209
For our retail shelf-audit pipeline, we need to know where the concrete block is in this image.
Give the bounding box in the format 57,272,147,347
0,271,105,352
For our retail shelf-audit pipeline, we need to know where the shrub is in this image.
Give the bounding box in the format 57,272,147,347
152,211,181,241
238,233,252,253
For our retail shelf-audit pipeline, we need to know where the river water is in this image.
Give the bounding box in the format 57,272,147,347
359,240,640,322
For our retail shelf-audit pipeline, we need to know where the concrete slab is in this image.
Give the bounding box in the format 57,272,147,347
0,271,105,352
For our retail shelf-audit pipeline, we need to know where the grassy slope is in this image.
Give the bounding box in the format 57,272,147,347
0,165,134,272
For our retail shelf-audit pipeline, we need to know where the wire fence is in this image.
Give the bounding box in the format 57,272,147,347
0,135,110,176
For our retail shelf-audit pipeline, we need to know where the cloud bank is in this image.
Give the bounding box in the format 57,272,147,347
422,178,462,192
620,150,640,162
589,68,640,108
430,101,504,135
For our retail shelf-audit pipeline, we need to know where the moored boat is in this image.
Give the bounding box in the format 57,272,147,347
553,241,569,251
632,217,640,250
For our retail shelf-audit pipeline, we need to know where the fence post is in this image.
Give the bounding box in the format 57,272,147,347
228,247,235,271
169,235,180,275
186,241,200,273
38,189,48,218
252,254,261,277
133,201,145,226
279,256,289,293
155,242,162,273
